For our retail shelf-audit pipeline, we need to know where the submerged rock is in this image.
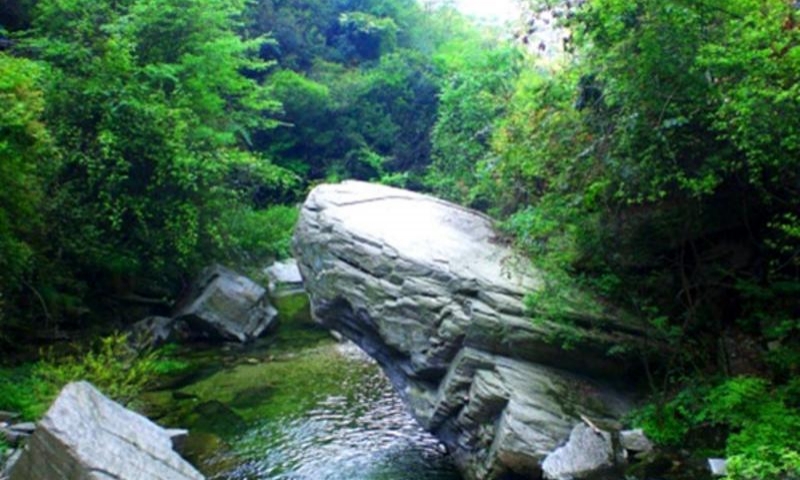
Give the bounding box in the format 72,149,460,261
293,181,657,480
9,381,203,480
174,265,277,343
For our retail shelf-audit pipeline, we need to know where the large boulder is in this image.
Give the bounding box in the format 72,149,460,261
293,181,658,480
174,265,277,342
9,381,203,480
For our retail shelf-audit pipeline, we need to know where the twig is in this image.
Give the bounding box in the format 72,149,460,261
580,413,603,434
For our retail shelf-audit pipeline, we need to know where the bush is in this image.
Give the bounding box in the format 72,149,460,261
634,377,800,479
224,204,299,264
0,333,186,419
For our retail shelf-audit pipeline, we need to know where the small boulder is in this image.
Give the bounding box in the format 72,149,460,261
174,265,277,343
542,423,616,480
8,381,203,480
264,259,304,294
708,458,728,476
620,428,653,453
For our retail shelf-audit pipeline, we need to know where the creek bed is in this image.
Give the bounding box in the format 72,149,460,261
135,293,461,480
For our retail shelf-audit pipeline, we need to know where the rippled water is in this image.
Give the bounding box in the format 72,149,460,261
208,345,461,480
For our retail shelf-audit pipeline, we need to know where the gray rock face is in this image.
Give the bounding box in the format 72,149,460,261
174,265,277,342
9,381,203,480
542,424,615,479
293,181,656,480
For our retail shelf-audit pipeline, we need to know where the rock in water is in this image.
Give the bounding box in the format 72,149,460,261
293,181,657,480
174,265,277,342
9,381,204,480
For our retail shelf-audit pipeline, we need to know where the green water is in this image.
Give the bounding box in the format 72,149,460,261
136,292,461,480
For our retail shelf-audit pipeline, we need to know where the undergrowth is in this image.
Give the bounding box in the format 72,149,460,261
633,376,800,480
0,333,188,420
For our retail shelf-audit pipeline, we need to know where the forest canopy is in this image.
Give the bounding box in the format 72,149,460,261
1,0,799,477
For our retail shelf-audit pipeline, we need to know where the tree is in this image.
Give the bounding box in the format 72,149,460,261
23,0,283,295
0,53,51,328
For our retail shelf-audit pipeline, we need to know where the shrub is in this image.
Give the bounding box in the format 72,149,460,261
0,332,186,419
224,204,299,264
634,376,800,479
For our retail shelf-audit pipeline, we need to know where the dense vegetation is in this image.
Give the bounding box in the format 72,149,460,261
1,0,798,477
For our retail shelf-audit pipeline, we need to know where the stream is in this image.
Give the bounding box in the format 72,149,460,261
135,292,461,480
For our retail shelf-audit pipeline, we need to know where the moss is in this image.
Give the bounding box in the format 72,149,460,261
135,304,370,429
179,431,241,478
176,343,373,423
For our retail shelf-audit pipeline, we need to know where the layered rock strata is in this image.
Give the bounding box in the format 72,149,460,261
293,181,656,479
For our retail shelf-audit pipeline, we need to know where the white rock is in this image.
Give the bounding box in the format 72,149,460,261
708,458,728,476
264,259,304,293
542,424,616,480
8,381,203,480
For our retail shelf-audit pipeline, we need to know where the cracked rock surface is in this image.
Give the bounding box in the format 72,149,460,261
9,382,203,480
293,181,657,480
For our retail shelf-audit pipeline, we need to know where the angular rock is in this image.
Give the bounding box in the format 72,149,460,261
264,259,304,294
6,424,33,436
542,424,616,480
9,381,203,480
174,265,277,342
293,181,657,480
708,458,728,476
620,428,653,453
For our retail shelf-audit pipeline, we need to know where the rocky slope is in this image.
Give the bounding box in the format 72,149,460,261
293,181,657,479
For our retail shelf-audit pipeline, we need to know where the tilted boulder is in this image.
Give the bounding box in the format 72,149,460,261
174,265,277,342
9,381,203,480
293,181,658,480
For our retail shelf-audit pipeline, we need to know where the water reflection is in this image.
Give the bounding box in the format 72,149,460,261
222,348,461,480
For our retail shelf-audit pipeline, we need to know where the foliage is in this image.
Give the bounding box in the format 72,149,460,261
459,2,800,474
22,0,281,288
634,377,800,479
426,35,522,206
0,334,188,420
0,53,51,314
224,204,300,264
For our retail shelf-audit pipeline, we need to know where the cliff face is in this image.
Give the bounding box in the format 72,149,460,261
293,181,653,479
